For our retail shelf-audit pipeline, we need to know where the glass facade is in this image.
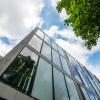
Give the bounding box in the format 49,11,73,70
53,67,69,100
0,28,100,100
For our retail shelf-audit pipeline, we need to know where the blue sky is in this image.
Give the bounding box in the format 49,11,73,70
0,0,100,79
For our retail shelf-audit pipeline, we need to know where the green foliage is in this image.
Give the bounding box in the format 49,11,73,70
56,0,100,49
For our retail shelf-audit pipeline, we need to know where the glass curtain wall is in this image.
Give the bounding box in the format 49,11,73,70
0,29,100,100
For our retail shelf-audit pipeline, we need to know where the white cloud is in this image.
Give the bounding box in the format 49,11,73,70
51,0,60,9
0,0,44,38
44,25,59,37
58,8,69,21
0,0,44,56
51,0,69,21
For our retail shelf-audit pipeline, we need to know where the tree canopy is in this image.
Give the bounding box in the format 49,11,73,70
56,0,100,49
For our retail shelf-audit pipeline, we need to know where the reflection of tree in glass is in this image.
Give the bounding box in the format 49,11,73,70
2,54,36,92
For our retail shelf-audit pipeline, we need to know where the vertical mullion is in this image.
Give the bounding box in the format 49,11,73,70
51,39,55,100
58,46,70,100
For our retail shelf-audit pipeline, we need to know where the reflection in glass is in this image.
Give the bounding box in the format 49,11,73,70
69,62,82,83
58,46,65,56
32,58,53,100
36,30,44,39
53,68,69,100
28,35,42,52
41,42,51,60
60,55,70,74
52,49,62,68
65,76,80,100
81,87,90,100
2,47,38,93
52,40,58,51
83,74,96,93
87,91,96,100
44,35,51,45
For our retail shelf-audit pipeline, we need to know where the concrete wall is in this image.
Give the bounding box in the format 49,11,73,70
0,82,35,100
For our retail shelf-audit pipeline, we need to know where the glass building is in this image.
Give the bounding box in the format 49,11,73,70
0,27,100,100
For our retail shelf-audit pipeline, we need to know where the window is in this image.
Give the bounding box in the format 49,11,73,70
36,30,44,39
60,55,71,74
65,76,80,100
81,87,90,100
53,68,69,100
52,49,62,68
44,35,51,45
87,91,97,100
52,40,58,51
1,47,38,93
28,35,42,52
32,58,53,100
41,42,51,60
69,62,83,83
83,75,96,93
58,46,65,56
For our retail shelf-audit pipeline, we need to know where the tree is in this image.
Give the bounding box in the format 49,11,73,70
56,0,100,49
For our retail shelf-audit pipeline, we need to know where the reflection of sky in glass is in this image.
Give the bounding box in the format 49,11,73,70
81,87,90,100
28,35,42,52
60,55,71,74
52,40,58,51
20,47,38,62
58,46,65,56
32,58,52,100
65,76,80,100
52,49,61,68
53,68,69,100
87,91,96,100
36,30,44,39
44,35,51,45
41,42,51,60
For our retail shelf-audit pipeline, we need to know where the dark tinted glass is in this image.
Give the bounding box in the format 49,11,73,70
1,47,38,93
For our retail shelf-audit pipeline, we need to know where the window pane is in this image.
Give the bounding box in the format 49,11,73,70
36,30,44,39
41,42,51,60
58,46,65,56
65,76,80,100
69,62,83,83
28,35,42,52
52,40,58,51
81,87,90,100
60,55,71,74
53,68,69,100
87,91,96,100
52,49,61,68
44,35,51,45
83,75,96,93
32,58,53,100
2,47,38,93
